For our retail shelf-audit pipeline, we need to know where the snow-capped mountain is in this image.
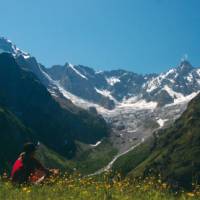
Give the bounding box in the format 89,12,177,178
141,60,200,106
46,63,115,109
45,60,200,109
0,37,30,59
1,36,199,111
0,37,52,86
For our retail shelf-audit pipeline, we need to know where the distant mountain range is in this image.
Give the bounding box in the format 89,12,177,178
44,60,200,109
1,37,200,112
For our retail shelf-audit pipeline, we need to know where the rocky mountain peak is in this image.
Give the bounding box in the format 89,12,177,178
177,59,193,74
0,37,30,59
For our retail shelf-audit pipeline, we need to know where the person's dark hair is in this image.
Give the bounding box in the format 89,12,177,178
22,142,37,154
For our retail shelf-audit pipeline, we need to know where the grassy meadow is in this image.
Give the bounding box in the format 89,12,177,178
1,172,200,200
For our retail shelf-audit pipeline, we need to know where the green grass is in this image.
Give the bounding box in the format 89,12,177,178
36,144,73,172
36,139,118,175
112,137,154,177
1,174,200,200
71,139,118,174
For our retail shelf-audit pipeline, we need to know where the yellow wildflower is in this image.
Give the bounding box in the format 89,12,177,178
187,192,195,197
22,187,28,192
162,183,167,189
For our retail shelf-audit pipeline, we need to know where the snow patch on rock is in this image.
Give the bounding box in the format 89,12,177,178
163,85,184,99
157,119,168,127
68,63,88,80
90,140,102,147
106,77,120,86
95,88,117,102
120,98,157,110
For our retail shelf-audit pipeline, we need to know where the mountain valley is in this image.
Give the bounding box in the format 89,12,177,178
0,36,200,186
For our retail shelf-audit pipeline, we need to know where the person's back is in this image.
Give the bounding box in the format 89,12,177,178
11,143,49,184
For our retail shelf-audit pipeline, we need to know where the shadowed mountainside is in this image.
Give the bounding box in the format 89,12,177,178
0,53,110,171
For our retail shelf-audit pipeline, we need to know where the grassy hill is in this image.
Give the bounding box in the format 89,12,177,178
112,138,154,177
0,105,116,175
71,139,117,174
0,106,33,172
35,139,117,175
112,93,200,189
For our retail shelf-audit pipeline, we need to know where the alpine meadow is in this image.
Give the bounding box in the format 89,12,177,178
0,1,200,199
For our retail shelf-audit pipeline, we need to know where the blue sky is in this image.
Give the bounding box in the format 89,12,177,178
0,0,199,74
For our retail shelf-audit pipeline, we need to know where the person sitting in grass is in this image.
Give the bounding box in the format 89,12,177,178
11,142,58,184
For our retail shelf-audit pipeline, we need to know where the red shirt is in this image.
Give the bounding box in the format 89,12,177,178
11,158,27,184
11,158,23,178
